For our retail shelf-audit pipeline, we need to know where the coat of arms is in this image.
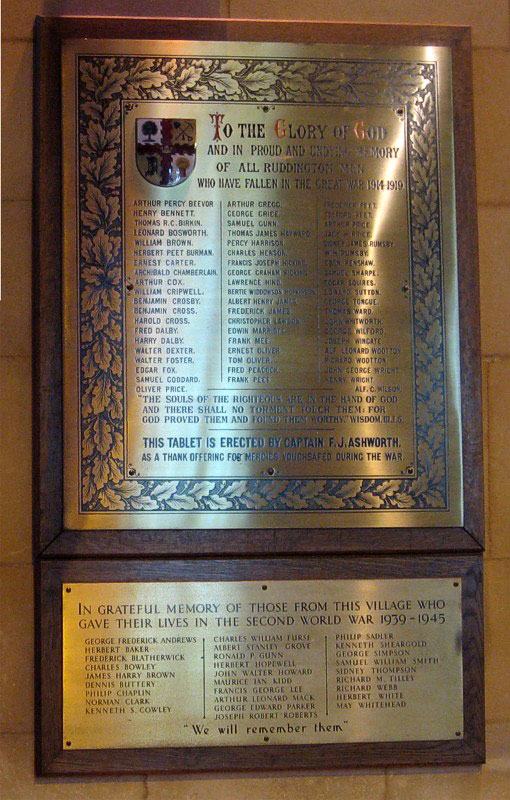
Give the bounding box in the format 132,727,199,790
135,118,196,187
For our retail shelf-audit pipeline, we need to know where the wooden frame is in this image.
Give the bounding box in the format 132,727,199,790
33,17,483,558
36,554,484,775
33,18,484,776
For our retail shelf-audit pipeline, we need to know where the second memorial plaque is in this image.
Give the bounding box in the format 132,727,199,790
62,39,462,528
63,578,463,749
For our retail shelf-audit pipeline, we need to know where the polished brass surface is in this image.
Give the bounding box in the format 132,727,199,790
123,102,413,478
63,578,463,749
62,40,462,528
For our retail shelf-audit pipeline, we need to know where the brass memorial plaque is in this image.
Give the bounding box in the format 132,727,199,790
62,39,462,528
63,578,463,749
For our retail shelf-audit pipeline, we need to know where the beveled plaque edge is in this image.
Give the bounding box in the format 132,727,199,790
33,16,483,557
36,554,484,775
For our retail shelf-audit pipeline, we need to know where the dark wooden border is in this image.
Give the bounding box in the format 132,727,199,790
36,554,484,775
33,17,483,557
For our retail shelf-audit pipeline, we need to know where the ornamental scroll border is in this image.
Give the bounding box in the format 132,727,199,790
76,54,448,514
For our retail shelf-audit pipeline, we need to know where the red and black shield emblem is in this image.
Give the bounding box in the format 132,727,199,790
136,118,196,187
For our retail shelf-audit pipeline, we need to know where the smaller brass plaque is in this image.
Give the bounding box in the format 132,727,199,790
63,578,462,749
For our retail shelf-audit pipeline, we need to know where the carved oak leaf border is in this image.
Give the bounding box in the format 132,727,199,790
76,55,447,514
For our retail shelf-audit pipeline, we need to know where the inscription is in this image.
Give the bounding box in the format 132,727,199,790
63,579,463,749
124,104,414,480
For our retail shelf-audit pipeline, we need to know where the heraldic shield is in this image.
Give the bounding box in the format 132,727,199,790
136,118,196,187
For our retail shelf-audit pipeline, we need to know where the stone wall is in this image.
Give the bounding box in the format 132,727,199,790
1,1,509,796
